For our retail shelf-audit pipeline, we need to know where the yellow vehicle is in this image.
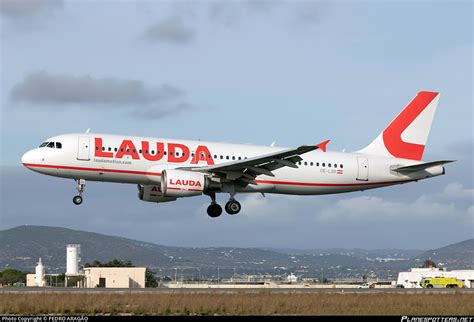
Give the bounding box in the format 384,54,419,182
420,277,463,288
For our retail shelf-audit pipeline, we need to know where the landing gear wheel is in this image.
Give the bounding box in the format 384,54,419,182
73,179,86,205
225,200,241,215
72,195,83,205
207,203,222,218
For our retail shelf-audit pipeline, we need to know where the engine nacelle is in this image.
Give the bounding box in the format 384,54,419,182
137,185,177,203
161,169,206,197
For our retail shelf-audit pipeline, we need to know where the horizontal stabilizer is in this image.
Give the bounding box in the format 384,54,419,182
394,160,455,173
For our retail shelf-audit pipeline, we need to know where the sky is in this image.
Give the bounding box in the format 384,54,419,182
0,0,472,250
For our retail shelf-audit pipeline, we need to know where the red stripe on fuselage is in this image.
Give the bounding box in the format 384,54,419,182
23,163,409,187
22,163,162,176
254,179,411,187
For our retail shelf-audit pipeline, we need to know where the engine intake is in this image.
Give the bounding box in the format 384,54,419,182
161,169,206,197
137,185,177,203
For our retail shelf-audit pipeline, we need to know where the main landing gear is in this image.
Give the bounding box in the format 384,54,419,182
72,179,86,205
225,199,241,215
206,192,241,218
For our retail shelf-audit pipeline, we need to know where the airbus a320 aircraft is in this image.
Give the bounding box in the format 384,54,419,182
22,91,453,218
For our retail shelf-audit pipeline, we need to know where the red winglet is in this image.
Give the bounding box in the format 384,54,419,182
316,140,330,152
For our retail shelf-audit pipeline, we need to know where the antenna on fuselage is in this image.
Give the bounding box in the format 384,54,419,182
270,141,276,147
85,128,91,133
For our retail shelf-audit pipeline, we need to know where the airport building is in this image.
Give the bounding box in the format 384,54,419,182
397,267,474,288
26,244,146,288
84,267,146,288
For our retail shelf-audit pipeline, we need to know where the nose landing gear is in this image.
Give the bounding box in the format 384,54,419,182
73,179,86,205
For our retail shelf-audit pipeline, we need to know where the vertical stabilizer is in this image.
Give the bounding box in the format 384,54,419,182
357,91,440,161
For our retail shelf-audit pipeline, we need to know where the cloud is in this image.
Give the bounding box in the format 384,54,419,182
141,2,324,45
10,71,191,119
315,182,473,225
143,16,195,44
442,182,474,201
0,0,62,18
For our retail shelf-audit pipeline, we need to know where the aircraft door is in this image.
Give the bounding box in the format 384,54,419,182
356,157,369,181
77,136,90,161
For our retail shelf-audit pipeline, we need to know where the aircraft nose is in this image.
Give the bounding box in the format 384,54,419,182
21,150,36,167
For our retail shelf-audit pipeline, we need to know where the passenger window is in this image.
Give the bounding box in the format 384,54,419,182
328,164,331,167
340,164,343,169
322,163,325,167
220,155,223,159
164,151,167,155
214,155,217,159
56,142,62,149
226,156,229,160
145,150,149,154
304,162,307,166
316,162,319,167
334,164,337,168
102,147,105,151
152,151,155,154
139,150,142,154
238,157,241,160
108,147,111,152
114,148,118,152
310,162,313,166
232,156,235,160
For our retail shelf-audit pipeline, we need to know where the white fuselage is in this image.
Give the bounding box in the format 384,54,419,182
21,133,444,196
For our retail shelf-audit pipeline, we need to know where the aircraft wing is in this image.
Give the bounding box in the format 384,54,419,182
178,140,330,185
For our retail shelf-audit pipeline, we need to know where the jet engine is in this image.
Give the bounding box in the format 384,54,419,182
137,185,177,203
161,169,207,197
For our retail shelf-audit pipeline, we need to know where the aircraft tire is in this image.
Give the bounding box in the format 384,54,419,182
225,200,241,215
207,203,222,218
73,195,83,205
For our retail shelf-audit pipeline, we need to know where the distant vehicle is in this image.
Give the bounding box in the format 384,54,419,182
357,283,372,289
420,277,463,288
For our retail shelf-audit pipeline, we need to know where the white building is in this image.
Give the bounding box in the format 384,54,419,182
397,267,474,288
27,258,46,287
84,267,146,288
66,244,81,275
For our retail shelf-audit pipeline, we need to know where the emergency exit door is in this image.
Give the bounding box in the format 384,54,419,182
356,157,369,181
77,136,90,161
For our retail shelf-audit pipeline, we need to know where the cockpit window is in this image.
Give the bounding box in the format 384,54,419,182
39,142,48,147
56,142,62,149
47,142,55,148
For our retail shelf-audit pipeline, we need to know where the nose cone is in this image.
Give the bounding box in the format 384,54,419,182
21,150,37,168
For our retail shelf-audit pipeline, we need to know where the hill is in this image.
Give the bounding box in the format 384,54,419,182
413,239,474,269
1,225,472,279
